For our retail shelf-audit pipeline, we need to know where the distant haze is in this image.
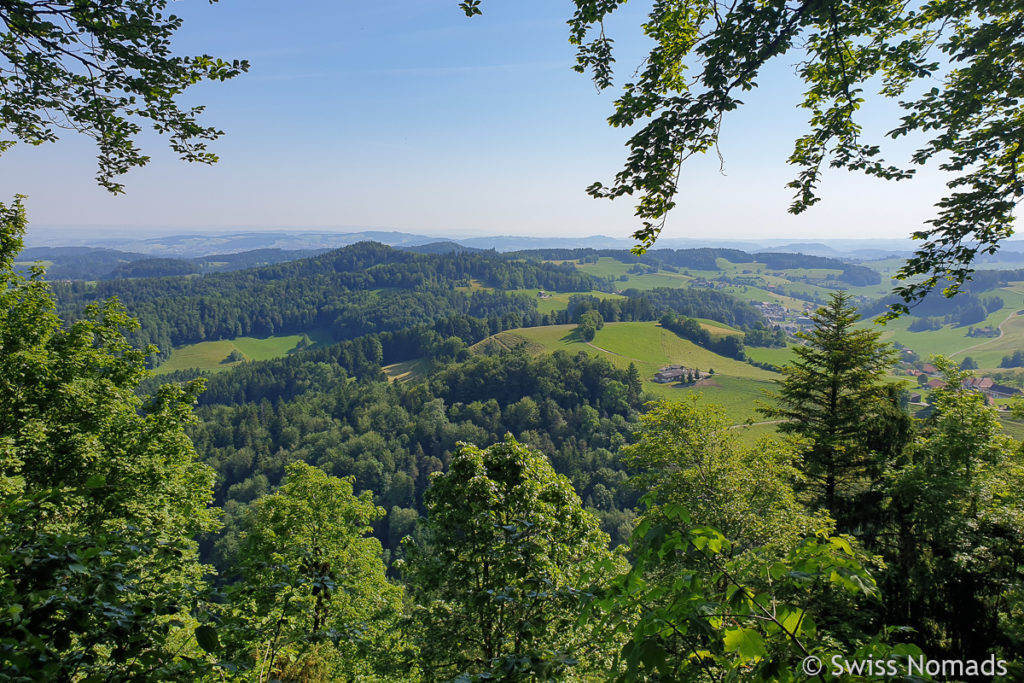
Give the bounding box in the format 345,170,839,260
4,2,1013,245
18,225,982,260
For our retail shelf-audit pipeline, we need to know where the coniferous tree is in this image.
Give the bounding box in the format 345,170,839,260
759,292,908,527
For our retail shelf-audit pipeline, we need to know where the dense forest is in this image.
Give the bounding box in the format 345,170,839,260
16,245,334,280
513,247,881,286
4,204,1023,682
51,243,601,362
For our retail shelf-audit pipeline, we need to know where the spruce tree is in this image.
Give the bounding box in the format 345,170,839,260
760,292,908,526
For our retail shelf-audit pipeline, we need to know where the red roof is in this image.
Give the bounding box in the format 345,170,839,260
927,379,947,389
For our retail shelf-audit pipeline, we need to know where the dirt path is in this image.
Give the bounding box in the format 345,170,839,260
953,309,1018,356
586,341,645,363
728,420,784,430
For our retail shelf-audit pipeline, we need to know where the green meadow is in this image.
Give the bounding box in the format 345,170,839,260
861,287,1024,364
518,289,626,315
383,358,430,383
745,345,796,367
573,257,632,280
154,331,332,375
477,321,779,425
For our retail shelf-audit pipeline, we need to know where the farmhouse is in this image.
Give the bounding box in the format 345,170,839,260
958,376,1019,400
653,365,710,383
654,366,686,383
989,383,1021,399
962,377,994,391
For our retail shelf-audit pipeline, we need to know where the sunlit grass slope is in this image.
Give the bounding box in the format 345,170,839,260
517,289,626,315
476,322,779,425
154,331,332,375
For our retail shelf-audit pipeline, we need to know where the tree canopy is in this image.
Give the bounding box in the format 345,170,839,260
0,0,247,192
404,436,623,680
0,198,220,679
463,0,1023,313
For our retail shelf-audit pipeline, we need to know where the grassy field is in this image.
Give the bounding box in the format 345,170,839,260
946,310,1024,368
574,257,632,280
476,322,779,425
613,272,690,291
14,260,54,269
744,345,795,367
383,358,429,383
998,415,1024,441
573,257,692,292
154,331,332,375
719,284,811,310
518,289,626,315
862,289,1024,363
693,318,742,336
454,279,494,293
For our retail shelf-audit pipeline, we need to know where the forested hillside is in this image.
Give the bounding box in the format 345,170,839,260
52,243,602,361
5,201,1024,681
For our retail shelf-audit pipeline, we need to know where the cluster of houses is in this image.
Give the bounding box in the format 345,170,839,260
690,279,728,290
753,301,816,334
906,363,1020,404
653,365,710,384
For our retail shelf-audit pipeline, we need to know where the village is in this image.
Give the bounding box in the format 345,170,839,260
904,362,1021,406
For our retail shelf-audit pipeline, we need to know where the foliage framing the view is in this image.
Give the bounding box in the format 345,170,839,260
0,0,248,192
462,0,1024,315
0,198,220,679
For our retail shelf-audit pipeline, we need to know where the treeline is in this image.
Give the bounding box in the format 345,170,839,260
53,243,602,361
750,252,881,285
515,247,750,270
866,288,1005,326
55,242,597,305
140,311,552,404
15,246,150,279
557,288,763,328
744,321,788,347
514,246,882,285
103,257,200,279
621,287,765,327
16,245,331,280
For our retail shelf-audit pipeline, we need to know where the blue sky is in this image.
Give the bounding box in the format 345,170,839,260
3,0,960,244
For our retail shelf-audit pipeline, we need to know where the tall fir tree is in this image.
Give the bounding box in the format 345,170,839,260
759,292,909,528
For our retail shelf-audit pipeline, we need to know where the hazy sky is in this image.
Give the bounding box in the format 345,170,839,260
2,0,967,244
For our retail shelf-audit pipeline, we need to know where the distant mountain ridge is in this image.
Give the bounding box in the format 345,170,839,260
24,226,1024,265
16,245,330,280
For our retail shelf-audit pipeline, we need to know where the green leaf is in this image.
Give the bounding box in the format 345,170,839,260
194,624,220,654
723,627,766,663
